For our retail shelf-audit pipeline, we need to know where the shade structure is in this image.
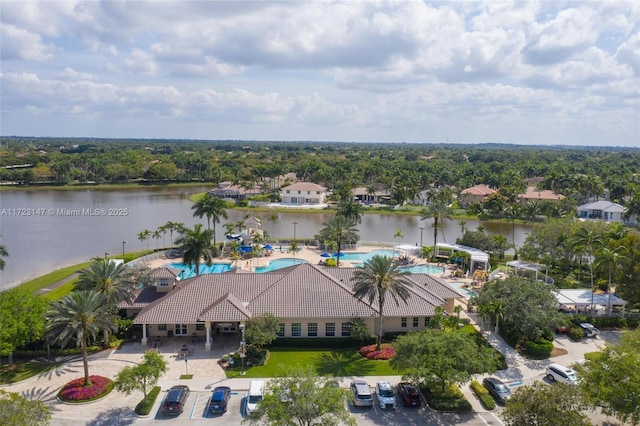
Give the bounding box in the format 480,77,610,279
332,252,344,257
263,244,273,250
320,253,331,258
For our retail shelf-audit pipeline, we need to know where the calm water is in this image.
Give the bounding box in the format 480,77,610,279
0,187,531,289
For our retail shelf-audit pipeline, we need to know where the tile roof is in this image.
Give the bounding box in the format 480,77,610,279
281,182,327,192
518,189,564,200
150,267,182,278
132,263,459,324
460,184,496,196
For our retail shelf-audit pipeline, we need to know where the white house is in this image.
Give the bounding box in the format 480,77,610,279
576,201,635,225
280,182,328,205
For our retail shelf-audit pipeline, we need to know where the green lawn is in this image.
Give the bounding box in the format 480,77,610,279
0,361,59,384
225,347,399,378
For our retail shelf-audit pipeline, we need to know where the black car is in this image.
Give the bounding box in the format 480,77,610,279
482,377,511,405
209,386,231,414
397,382,422,407
162,385,190,415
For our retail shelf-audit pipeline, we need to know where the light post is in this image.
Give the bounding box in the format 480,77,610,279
122,241,127,262
292,221,299,264
292,221,298,241
104,252,111,261
239,323,246,375
419,227,425,247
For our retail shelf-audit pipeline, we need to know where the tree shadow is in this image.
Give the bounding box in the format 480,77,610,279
313,351,374,377
86,407,137,425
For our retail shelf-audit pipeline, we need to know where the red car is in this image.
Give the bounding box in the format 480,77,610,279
397,382,422,407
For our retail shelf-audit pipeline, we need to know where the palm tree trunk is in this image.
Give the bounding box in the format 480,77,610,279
82,335,91,386
103,329,110,348
589,260,594,314
377,298,384,350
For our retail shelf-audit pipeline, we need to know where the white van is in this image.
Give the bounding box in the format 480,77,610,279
245,380,264,415
546,363,579,385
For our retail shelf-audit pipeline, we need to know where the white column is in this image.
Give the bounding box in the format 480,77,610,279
205,322,212,351
141,323,148,346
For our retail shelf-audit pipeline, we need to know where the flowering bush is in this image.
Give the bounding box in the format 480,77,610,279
359,344,397,360
58,375,114,402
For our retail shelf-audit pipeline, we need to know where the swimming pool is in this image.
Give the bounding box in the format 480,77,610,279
401,265,445,275
339,249,402,261
168,262,233,278
254,258,308,273
449,281,477,298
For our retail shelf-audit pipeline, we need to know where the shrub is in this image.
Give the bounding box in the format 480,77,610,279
424,384,472,412
247,347,268,366
470,380,496,410
567,326,583,341
58,375,114,402
135,386,161,415
358,344,397,360
524,339,554,357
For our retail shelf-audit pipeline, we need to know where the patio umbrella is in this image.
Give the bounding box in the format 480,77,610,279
320,253,331,258
263,244,273,250
332,252,344,257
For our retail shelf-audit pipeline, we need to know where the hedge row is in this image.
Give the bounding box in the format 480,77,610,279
135,386,161,416
271,337,375,349
524,339,554,357
469,380,496,410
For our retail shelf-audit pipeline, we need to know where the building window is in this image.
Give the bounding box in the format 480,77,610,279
341,322,351,337
424,317,431,327
286,190,290,194
175,324,188,335
159,278,169,287
292,323,301,337
277,323,285,337
308,323,318,337
196,322,205,331
401,317,407,328
413,317,419,327
325,323,335,337
158,324,167,331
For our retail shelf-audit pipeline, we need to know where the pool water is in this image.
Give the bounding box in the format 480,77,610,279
254,258,308,272
168,262,233,278
401,265,445,275
449,281,477,298
339,249,401,261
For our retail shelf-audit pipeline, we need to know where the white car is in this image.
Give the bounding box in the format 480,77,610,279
245,380,264,415
546,363,579,385
375,381,397,409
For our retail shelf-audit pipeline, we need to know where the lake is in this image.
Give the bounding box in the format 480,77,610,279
0,187,531,289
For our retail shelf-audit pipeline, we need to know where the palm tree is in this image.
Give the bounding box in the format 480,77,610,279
0,243,8,270
75,259,135,347
46,291,116,386
479,300,506,334
351,255,413,349
317,216,359,267
174,224,215,276
137,229,151,251
336,199,364,224
191,193,228,245
161,220,185,248
594,246,628,316
573,227,603,313
420,202,452,249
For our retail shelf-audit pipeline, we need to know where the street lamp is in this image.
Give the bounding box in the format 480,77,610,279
419,226,425,247
122,241,127,262
292,221,299,264
239,323,246,375
292,221,298,240
104,252,111,261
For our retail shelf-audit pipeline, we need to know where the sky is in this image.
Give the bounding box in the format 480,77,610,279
1,1,639,147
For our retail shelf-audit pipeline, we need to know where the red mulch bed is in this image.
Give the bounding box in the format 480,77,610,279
359,344,397,360
58,375,114,402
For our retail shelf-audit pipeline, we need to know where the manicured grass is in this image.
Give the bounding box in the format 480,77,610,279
0,361,59,384
41,278,79,300
179,374,193,379
135,386,161,415
19,263,92,293
225,347,398,378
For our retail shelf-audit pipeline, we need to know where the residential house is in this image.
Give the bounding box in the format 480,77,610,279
120,263,463,350
353,186,391,205
459,185,496,207
577,201,636,225
209,182,264,200
280,182,328,205
518,189,564,204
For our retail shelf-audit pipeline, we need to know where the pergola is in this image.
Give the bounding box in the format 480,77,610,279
554,289,626,316
435,243,489,274
506,260,553,285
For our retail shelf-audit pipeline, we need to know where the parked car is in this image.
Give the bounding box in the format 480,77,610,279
350,380,373,407
375,381,397,410
397,382,422,407
208,386,231,415
579,322,599,337
162,385,190,415
482,377,512,405
546,363,579,385
245,380,264,415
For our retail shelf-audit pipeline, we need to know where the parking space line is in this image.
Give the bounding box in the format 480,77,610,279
490,411,505,425
189,393,200,419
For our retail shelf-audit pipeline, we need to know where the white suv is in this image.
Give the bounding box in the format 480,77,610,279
375,381,397,409
546,363,579,385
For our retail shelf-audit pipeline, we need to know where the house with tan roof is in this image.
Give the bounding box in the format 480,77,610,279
459,184,497,207
120,263,463,350
280,182,328,205
518,189,565,204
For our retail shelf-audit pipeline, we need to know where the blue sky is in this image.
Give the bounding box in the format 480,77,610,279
1,0,639,146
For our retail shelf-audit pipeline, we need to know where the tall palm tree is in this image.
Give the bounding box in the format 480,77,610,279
137,229,151,251
336,199,364,224
161,220,185,248
594,246,628,316
47,291,116,386
174,224,215,275
318,216,359,267
191,193,228,245
75,259,135,347
573,227,603,313
351,255,413,349
420,202,452,249
0,243,8,270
